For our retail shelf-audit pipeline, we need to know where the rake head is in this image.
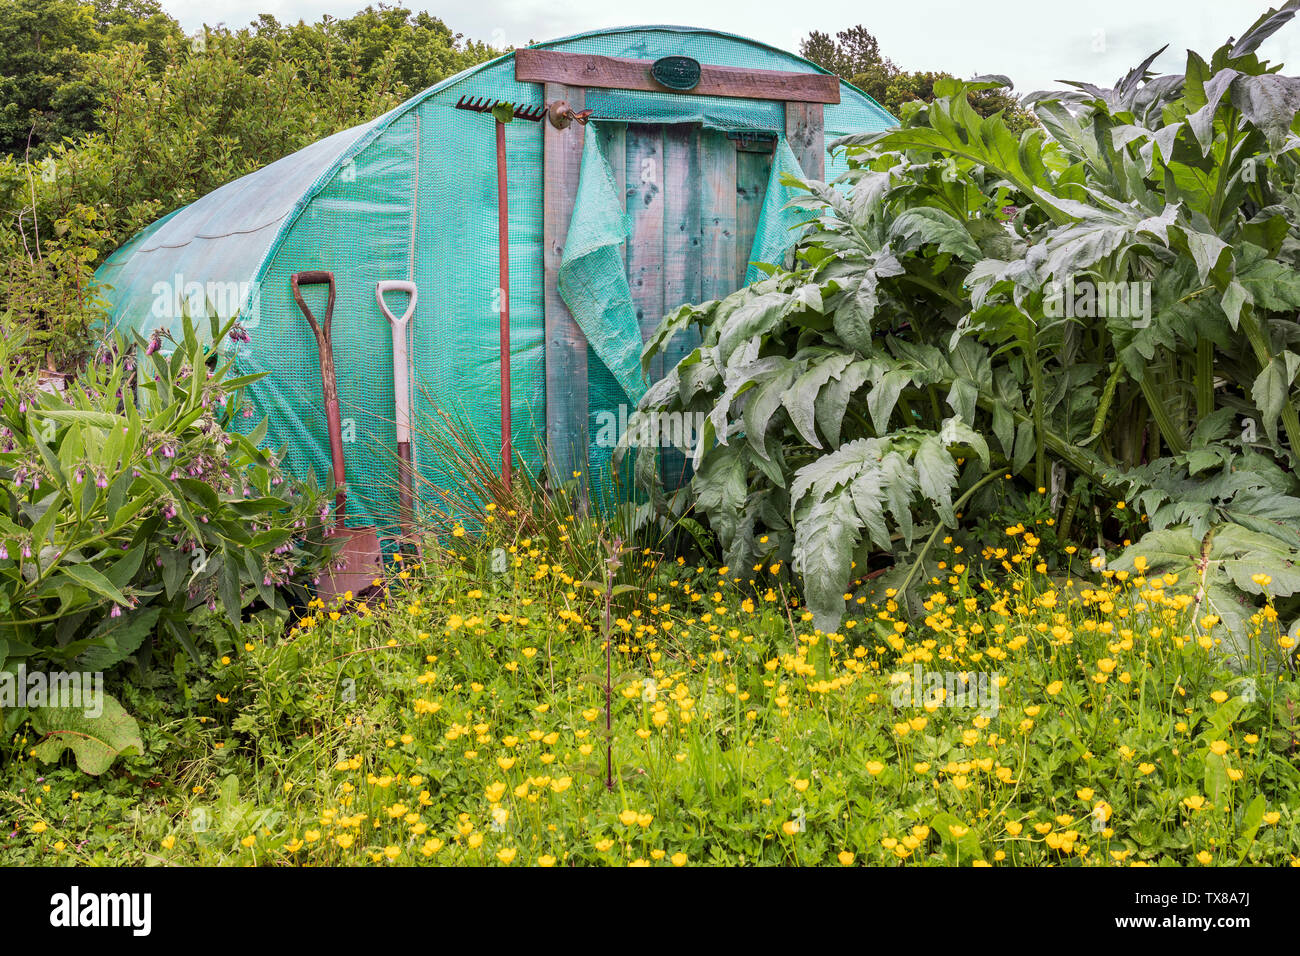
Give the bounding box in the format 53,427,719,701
454,95,545,122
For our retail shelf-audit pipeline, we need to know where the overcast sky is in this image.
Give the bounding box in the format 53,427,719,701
161,1,1300,94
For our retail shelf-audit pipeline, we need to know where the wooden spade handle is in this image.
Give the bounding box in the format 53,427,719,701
291,271,348,520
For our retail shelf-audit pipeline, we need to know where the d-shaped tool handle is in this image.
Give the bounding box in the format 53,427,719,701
375,281,418,321
291,270,336,343
376,281,418,444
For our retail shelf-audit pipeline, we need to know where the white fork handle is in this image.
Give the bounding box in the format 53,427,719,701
376,281,419,444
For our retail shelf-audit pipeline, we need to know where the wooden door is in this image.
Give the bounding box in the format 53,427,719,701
604,123,775,485
523,50,837,486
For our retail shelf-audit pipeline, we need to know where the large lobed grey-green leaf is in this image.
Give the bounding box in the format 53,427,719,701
1232,75,1300,151
1250,352,1300,443
693,444,747,546
716,290,794,365
793,491,862,633
914,434,959,525
30,692,144,776
888,207,982,262
781,353,853,449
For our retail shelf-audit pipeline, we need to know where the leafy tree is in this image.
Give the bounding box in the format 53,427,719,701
0,0,100,157
239,5,497,96
0,0,181,158
800,24,1037,133
800,25,887,81
0,6,499,368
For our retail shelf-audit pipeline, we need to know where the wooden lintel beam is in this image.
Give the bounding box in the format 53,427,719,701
516,48,840,105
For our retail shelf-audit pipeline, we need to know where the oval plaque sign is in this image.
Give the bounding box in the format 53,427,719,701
651,55,701,92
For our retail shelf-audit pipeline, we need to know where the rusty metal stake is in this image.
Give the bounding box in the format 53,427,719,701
495,118,513,491
454,96,552,490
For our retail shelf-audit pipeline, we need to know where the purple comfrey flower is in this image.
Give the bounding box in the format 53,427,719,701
0,544,8,560
110,604,122,618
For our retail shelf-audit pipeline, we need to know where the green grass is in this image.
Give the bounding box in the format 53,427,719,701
3,512,1298,867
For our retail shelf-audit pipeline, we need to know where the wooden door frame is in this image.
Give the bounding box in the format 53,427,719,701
524,50,835,484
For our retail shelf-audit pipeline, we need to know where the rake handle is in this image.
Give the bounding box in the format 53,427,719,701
497,118,513,492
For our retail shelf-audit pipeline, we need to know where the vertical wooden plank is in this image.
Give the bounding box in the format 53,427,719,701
665,125,703,309
625,124,665,380
735,147,771,286
596,123,627,266
785,102,825,181
659,126,705,489
543,83,588,485
698,129,737,302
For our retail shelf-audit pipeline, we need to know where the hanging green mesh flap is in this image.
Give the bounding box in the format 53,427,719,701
558,127,647,410
746,138,812,283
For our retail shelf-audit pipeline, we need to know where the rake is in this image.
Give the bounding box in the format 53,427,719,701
453,95,546,122
453,96,548,491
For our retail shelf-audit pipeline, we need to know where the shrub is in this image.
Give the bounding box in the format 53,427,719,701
632,3,1300,658
0,312,332,767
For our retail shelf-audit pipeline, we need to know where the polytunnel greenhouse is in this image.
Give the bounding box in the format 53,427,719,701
93,24,897,540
